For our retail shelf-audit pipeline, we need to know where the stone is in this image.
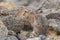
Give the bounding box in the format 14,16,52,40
6,35,18,40
0,19,8,40
27,35,46,40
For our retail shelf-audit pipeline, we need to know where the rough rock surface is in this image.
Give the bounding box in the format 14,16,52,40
27,35,46,40
0,19,8,40
6,35,18,40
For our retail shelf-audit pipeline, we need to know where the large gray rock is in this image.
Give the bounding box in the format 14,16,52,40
27,35,46,40
0,19,8,40
6,35,18,40
48,19,60,32
1,15,24,33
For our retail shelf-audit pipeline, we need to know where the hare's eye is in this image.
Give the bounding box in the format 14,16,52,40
23,12,26,16
22,11,28,17
25,11,28,13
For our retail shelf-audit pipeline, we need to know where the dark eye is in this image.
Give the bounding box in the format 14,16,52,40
25,11,28,13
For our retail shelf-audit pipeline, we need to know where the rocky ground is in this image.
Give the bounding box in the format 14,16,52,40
0,0,60,40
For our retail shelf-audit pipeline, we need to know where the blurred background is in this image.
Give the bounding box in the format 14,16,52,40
0,0,60,9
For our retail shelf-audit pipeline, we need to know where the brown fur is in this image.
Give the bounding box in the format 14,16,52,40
17,7,49,40
0,6,49,40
